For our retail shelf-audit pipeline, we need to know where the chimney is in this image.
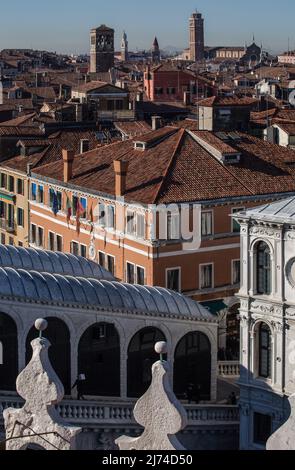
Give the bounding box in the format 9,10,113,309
80,139,90,154
114,160,129,197
62,149,75,183
136,91,143,102
152,115,162,131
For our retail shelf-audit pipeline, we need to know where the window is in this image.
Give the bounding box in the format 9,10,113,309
9,237,13,246
232,260,241,285
72,196,86,217
126,211,135,235
107,255,115,276
1,233,5,245
167,87,176,95
80,244,87,258
8,176,14,193
48,232,63,251
155,87,163,95
137,213,145,239
30,224,37,244
37,227,44,247
167,213,180,240
202,211,213,237
17,179,24,195
98,203,106,226
17,208,24,227
232,208,244,233
253,413,272,446
38,185,44,204
18,241,23,247
126,262,135,284
31,183,37,201
200,264,213,289
256,242,271,295
99,251,106,268
71,241,79,256
107,205,115,229
259,323,272,379
137,266,145,286
48,231,55,251
56,235,63,252
80,198,87,218
49,189,62,211
0,173,6,189
166,268,181,292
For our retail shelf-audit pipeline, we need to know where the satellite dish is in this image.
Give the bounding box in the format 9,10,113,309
89,243,96,261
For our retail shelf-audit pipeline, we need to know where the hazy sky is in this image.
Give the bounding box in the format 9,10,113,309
0,0,293,55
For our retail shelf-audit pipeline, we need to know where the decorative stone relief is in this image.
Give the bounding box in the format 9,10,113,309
4,319,81,450
286,258,295,288
250,227,280,238
115,342,187,451
251,301,282,316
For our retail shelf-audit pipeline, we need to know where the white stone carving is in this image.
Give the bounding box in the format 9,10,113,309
4,319,81,450
115,342,187,451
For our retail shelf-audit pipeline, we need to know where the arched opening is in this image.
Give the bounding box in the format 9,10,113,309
256,241,271,295
174,332,211,402
0,312,18,391
127,327,166,398
258,323,272,379
226,303,240,360
78,323,120,397
26,317,71,394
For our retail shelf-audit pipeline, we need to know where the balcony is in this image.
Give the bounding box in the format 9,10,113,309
218,361,240,377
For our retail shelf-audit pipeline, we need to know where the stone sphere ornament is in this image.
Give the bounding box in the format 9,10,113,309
155,341,167,355
35,318,48,333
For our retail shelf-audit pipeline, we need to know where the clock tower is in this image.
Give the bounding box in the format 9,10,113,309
90,24,115,74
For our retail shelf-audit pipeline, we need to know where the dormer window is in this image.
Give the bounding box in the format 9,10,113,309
134,141,146,151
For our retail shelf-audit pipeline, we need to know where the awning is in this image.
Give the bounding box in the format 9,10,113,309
0,191,15,203
200,300,227,316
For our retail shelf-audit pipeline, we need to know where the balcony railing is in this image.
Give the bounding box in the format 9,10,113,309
218,361,240,377
0,397,239,428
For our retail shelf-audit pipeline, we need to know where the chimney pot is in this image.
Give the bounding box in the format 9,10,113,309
62,149,75,183
152,115,162,131
114,160,129,197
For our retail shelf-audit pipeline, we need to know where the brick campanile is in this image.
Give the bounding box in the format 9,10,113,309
90,24,115,73
189,11,205,62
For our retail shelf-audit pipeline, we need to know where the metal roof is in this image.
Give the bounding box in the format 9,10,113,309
237,196,295,223
0,246,115,281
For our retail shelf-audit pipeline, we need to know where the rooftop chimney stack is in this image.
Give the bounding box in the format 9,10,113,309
80,139,90,154
114,160,129,197
152,115,162,131
62,149,75,183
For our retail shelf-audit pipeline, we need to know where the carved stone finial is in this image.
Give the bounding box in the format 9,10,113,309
4,320,81,450
267,394,295,450
115,344,187,451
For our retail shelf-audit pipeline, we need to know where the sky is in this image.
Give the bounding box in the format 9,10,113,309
0,0,294,55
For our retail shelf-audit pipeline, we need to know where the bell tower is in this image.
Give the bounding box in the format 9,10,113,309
189,11,205,62
121,31,129,62
90,24,115,74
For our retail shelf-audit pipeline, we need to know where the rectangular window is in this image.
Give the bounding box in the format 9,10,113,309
166,268,181,292
99,203,106,226
167,213,180,240
137,266,145,286
200,264,213,289
49,189,62,211
1,233,5,244
56,234,63,252
72,196,78,217
107,205,115,229
38,185,44,204
8,176,14,193
99,251,106,268
202,211,213,237
253,413,272,446
30,224,37,244
7,205,14,230
48,231,55,251
31,183,37,201
137,213,145,239
107,255,115,276
155,87,163,95
232,208,244,233
37,227,44,247
167,87,176,95
126,211,135,235
17,208,24,227
80,198,87,218
17,178,24,195
126,262,135,284
80,244,87,258
9,237,13,246
232,260,241,285
0,173,7,189
71,241,79,256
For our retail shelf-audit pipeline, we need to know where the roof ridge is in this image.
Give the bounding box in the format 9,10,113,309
154,128,185,204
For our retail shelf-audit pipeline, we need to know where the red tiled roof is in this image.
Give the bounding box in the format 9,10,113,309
198,95,258,107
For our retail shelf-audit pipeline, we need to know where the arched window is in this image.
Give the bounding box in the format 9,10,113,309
0,312,18,391
78,323,120,397
259,323,272,379
256,242,271,295
174,332,211,402
127,327,166,398
26,317,71,394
